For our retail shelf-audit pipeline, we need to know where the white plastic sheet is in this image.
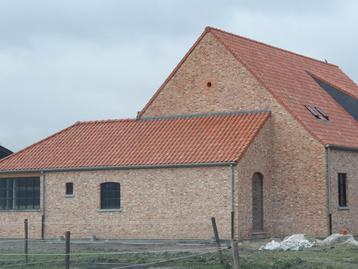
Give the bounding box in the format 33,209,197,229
316,233,358,247
259,234,313,251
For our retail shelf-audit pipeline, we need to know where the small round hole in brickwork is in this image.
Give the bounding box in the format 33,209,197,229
207,82,212,87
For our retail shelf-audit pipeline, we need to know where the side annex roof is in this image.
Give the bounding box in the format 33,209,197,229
0,111,270,172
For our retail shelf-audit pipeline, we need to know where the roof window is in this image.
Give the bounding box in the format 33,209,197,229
315,107,329,120
304,105,329,121
305,105,320,119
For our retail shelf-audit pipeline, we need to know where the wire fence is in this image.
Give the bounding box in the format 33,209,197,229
0,218,235,269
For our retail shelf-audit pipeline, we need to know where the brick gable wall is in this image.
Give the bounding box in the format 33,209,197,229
141,32,329,237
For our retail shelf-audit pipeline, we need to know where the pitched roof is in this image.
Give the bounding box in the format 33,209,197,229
141,27,358,148
0,111,270,172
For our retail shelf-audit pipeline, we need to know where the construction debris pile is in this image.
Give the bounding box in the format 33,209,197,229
316,233,358,247
259,234,313,251
260,233,358,251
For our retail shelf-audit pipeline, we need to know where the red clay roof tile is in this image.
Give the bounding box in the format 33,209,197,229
0,112,270,172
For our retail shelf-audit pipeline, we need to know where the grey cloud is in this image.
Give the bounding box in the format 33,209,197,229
0,0,357,151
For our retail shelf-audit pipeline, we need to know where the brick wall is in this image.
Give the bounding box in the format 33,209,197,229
141,32,329,237
329,149,358,235
43,166,233,239
235,119,273,239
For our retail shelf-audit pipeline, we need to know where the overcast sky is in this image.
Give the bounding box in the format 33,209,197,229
0,0,357,151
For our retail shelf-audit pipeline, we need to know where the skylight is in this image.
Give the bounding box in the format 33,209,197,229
315,107,329,120
304,105,330,121
305,105,320,119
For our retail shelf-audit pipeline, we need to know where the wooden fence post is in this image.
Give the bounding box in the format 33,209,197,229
231,240,240,269
24,219,28,264
65,231,71,269
41,214,45,240
211,217,224,265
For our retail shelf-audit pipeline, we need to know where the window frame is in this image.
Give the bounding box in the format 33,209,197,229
99,182,121,211
0,177,41,211
338,173,348,208
65,182,74,197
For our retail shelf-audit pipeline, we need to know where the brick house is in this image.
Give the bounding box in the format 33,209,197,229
0,27,357,240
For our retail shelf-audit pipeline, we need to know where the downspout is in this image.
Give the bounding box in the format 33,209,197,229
230,164,236,240
41,171,46,214
41,171,46,239
325,146,333,235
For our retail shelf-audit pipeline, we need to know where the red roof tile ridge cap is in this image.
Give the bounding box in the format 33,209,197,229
0,122,81,167
206,26,338,67
76,118,136,124
139,110,271,121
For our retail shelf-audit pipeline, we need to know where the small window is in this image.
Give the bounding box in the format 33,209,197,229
100,182,120,209
338,173,347,207
65,182,74,196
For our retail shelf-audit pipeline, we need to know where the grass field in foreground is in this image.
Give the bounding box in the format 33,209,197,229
0,245,357,269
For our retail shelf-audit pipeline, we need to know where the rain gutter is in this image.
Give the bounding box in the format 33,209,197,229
0,162,237,174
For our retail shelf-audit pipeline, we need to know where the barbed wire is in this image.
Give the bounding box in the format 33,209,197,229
110,249,222,269
0,248,229,269
0,260,62,269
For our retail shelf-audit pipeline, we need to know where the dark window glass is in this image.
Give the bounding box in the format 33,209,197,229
66,183,74,195
338,173,347,207
100,182,120,209
0,178,40,210
313,77,358,121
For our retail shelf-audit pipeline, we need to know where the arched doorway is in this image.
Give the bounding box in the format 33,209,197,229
252,173,264,232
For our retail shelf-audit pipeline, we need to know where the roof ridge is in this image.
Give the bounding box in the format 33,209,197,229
0,122,80,167
76,118,135,125
206,26,338,67
139,110,271,121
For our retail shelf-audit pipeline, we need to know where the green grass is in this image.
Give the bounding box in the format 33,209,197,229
0,246,357,268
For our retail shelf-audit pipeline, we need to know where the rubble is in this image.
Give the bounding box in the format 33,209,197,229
260,233,358,251
259,234,313,251
316,233,358,247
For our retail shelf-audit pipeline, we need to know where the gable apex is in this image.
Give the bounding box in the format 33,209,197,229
140,26,358,148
